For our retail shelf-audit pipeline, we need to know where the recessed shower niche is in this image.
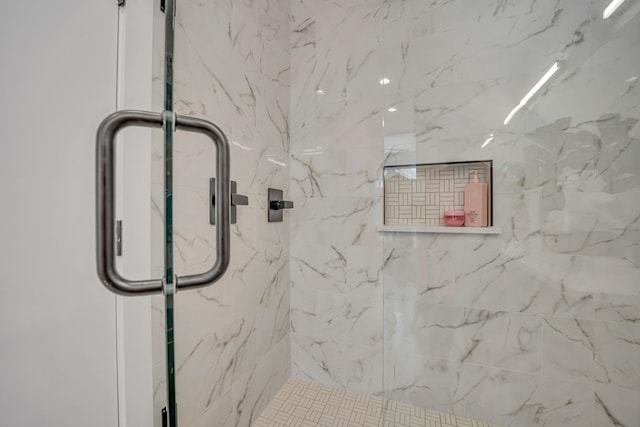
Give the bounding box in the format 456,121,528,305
382,160,501,234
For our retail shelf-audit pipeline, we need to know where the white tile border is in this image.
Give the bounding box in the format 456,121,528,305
377,225,502,235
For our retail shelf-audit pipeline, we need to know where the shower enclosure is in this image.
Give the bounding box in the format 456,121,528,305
289,0,640,426
379,1,640,425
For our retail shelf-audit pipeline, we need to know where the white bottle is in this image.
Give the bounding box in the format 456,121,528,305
464,170,488,227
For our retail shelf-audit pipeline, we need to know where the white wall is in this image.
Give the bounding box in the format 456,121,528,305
0,1,154,426
117,1,156,426
0,2,120,426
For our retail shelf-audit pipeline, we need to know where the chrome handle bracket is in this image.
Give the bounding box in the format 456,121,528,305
209,179,248,225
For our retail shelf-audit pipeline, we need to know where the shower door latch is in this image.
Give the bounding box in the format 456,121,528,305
116,220,123,256
210,179,248,225
268,188,294,222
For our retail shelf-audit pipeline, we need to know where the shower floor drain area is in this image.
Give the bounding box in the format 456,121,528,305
253,377,501,427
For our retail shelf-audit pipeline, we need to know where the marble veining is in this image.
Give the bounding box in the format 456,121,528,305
289,0,640,426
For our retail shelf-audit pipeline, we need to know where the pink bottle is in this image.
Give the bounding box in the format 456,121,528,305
464,170,488,227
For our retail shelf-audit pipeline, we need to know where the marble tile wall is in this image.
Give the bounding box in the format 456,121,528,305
288,0,386,397
150,1,291,426
289,0,640,426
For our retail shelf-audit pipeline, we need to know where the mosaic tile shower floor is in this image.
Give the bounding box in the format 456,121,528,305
253,377,502,427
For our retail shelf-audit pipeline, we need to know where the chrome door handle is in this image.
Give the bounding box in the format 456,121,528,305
232,191,249,207
96,110,231,295
230,182,249,224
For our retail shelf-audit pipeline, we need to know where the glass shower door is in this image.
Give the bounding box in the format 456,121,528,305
96,2,234,427
381,1,640,426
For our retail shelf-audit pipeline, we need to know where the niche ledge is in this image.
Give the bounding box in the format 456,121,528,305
378,225,502,235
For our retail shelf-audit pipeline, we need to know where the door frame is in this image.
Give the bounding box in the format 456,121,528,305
115,1,156,426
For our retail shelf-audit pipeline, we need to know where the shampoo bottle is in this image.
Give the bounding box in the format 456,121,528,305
464,170,488,227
